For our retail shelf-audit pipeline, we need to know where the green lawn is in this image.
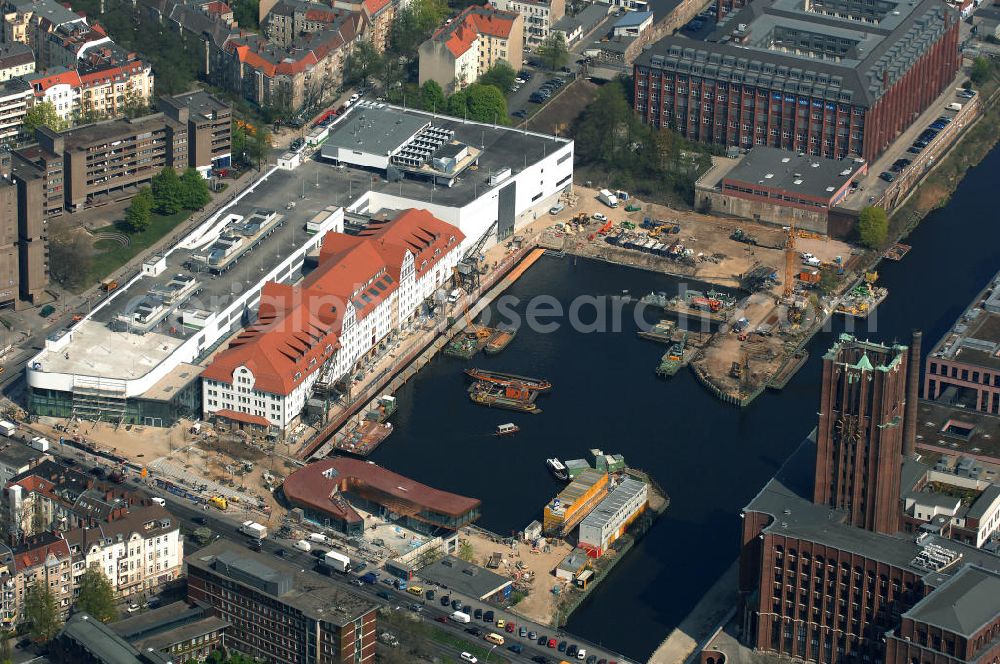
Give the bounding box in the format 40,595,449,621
84,209,191,288
427,626,509,663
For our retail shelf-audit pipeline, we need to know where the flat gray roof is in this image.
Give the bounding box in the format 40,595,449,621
967,485,1000,521
318,103,572,209
637,0,956,107
61,613,172,664
579,477,646,532
418,555,512,600
187,540,377,626
722,146,864,200
928,269,1000,371
0,440,44,469
903,565,1000,637
323,104,430,157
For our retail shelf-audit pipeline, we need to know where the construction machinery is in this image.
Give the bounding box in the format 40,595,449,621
730,228,758,245
455,220,498,292
783,221,796,298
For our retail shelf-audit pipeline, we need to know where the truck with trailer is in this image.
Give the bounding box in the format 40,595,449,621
239,521,267,540
598,189,619,208
324,550,352,573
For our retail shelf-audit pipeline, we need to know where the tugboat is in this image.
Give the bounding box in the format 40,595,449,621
546,458,569,480
656,334,687,378
495,423,520,436
464,368,552,392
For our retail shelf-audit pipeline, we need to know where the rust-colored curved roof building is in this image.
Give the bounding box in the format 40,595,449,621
283,458,480,535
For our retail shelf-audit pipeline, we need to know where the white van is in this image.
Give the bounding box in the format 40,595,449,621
447,289,461,304
151,497,166,507
294,539,312,552
946,102,963,112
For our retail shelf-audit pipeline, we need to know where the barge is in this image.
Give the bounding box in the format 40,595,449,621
637,319,677,344
656,335,687,378
468,381,542,413
464,368,552,392
485,326,517,355
332,420,394,457
444,325,495,359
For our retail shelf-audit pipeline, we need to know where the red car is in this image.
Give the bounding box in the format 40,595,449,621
548,639,557,648
435,616,448,623
505,622,515,633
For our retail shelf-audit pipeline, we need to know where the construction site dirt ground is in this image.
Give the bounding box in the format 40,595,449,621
545,184,853,290
460,528,575,626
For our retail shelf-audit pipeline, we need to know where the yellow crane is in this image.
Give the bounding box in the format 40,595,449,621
783,220,796,298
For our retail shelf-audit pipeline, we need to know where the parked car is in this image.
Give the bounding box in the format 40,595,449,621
509,644,524,654
441,595,450,606
907,145,923,154
548,638,557,648
549,203,565,215
528,631,537,640
879,171,895,182
558,641,568,652
512,109,527,118
566,644,578,657
592,212,607,222
474,608,483,619
484,610,495,622
519,627,527,637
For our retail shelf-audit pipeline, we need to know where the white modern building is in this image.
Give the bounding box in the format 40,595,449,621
25,168,344,426
577,477,648,557
495,0,565,45
201,208,465,431
320,101,574,247
65,505,184,598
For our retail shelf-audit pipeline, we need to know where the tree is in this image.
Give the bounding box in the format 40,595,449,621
231,0,259,29
458,540,474,562
122,88,149,119
24,586,61,643
124,187,153,232
446,90,468,117
465,83,508,124
479,60,516,93
857,206,889,248
151,167,184,214
970,56,992,87
421,80,446,112
389,0,447,56
536,32,568,71
23,102,65,137
346,41,384,88
818,269,840,296
246,126,271,170
181,167,211,210
75,568,118,623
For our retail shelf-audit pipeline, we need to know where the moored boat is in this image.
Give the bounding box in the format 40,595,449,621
485,326,517,355
546,458,568,481
656,334,687,378
468,381,541,413
464,368,552,392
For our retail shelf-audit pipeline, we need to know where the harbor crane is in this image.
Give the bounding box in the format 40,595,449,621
455,220,498,292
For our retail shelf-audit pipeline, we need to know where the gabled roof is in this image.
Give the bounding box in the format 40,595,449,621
64,504,176,553
201,209,463,396
10,533,71,572
428,5,519,58
362,0,391,17
904,565,1000,637
227,13,361,76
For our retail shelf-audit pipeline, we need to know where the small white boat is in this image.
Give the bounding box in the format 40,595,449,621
496,423,520,436
546,458,568,481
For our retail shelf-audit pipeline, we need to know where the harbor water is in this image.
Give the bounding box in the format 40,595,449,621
369,144,1000,661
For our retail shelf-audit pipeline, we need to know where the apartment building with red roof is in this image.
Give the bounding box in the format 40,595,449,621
333,0,395,52
202,209,464,432
220,5,362,112
0,532,73,626
418,4,522,94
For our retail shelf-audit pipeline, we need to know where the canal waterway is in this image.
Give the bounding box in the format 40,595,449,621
369,144,1000,661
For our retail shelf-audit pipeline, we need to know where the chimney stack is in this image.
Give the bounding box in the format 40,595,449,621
903,329,922,458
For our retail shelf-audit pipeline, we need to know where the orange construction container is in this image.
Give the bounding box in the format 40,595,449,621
798,271,821,284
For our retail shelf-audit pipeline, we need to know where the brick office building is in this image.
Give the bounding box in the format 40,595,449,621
924,270,1000,416
186,540,378,663
739,332,1000,664
633,0,961,162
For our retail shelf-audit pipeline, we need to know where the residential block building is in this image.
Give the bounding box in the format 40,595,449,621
221,6,362,111
0,41,33,82
24,52,155,125
186,540,379,663
65,505,183,599
1,0,87,62
925,269,1000,416
0,532,74,626
9,90,230,215
45,22,112,71
419,5,523,93
201,208,465,431
495,0,563,45
633,0,961,162
0,77,32,148
159,89,232,176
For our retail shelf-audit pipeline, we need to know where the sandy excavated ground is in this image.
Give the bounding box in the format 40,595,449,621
461,528,574,627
